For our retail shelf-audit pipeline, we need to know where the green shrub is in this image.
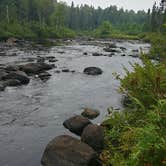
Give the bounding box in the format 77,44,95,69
120,57,166,108
101,99,166,166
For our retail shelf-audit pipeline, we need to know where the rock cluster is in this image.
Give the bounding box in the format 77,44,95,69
41,108,104,166
0,62,54,91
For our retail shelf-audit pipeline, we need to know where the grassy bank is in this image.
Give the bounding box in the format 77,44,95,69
101,33,166,165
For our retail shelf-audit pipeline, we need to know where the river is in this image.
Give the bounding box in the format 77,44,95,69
0,39,150,166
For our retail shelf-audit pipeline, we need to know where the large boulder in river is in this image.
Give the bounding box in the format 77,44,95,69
2,71,30,84
41,135,100,166
63,115,91,135
81,108,100,120
81,124,104,151
19,63,53,75
83,67,103,76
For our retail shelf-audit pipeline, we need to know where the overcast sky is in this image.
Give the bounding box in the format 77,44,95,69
60,0,161,11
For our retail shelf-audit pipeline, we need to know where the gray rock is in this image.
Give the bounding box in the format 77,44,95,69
108,43,117,48
2,71,30,84
41,135,100,166
3,79,21,86
5,65,19,72
63,115,91,135
62,69,70,73
0,83,6,91
84,67,103,76
81,108,100,120
81,124,104,151
19,63,53,75
49,59,58,63
103,48,121,53
39,72,51,80
92,53,103,57
0,69,8,81
119,47,127,51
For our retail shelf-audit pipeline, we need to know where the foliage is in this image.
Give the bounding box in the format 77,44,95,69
120,57,166,108
141,33,166,60
0,0,162,39
101,57,166,166
101,99,166,166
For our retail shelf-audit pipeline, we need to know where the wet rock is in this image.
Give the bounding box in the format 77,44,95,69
103,48,121,53
62,69,70,73
121,54,126,56
39,72,51,80
3,79,21,86
46,56,56,60
41,135,99,166
0,83,6,91
63,115,91,135
10,53,17,56
81,124,104,151
57,51,65,54
0,69,8,80
92,53,103,56
132,49,139,52
37,57,45,63
83,67,103,76
2,71,30,85
5,65,19,72
7,37,17,45
19,63,53,75
119,47,127,51
49,59,58,63
129,54,139,58
55,70,61,73
108,43,117,48
81,108,100,120
71,70,76,73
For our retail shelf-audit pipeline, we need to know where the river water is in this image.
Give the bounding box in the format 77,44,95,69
0,39,150,166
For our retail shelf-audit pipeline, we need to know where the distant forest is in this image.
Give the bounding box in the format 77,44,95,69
0,0,166,38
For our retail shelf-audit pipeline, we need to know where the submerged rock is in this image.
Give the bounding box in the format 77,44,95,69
83,67,103,76
81,124,104,151
2,71,30,85
81,108,100,120
63,115,91,135
41,135,100,166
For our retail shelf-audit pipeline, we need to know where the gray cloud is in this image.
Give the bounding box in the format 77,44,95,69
60,0,161,11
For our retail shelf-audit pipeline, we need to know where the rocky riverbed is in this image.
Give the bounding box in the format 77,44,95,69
0,39,150,166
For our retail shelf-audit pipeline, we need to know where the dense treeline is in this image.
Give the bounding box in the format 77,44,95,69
0,0,165,38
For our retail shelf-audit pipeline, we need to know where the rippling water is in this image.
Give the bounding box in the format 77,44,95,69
0,39,150,166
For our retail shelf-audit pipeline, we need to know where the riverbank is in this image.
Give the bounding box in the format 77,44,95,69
100,43,166,165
